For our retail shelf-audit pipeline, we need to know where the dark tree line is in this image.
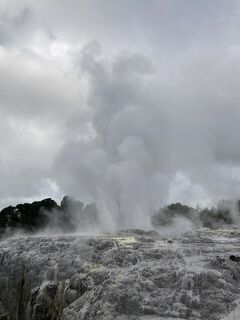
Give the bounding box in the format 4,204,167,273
152,200,239,229
0,196,98,237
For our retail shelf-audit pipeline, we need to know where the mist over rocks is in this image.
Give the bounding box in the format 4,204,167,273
0,196,240,239
0,198,240,319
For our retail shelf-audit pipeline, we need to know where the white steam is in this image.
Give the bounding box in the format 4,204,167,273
52,43,240,229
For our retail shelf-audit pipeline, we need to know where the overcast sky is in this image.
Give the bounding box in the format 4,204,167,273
1,0,240,214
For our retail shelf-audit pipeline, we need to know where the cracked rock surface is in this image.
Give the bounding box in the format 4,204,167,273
1,228,240,319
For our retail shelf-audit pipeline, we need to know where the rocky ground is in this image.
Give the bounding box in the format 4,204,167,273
1,228,240,319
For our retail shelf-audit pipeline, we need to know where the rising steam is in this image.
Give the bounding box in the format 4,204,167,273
51,43,240,229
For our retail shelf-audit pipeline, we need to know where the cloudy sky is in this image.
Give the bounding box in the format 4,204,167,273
1,0,240,218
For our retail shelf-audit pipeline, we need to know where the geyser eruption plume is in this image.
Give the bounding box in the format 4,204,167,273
49,41,240,230
96,188,118,231
96,188,152,231
53,44,174,229
52,45,199,228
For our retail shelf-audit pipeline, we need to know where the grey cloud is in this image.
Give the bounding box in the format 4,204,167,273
1,0,239,55
0,48,83,121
